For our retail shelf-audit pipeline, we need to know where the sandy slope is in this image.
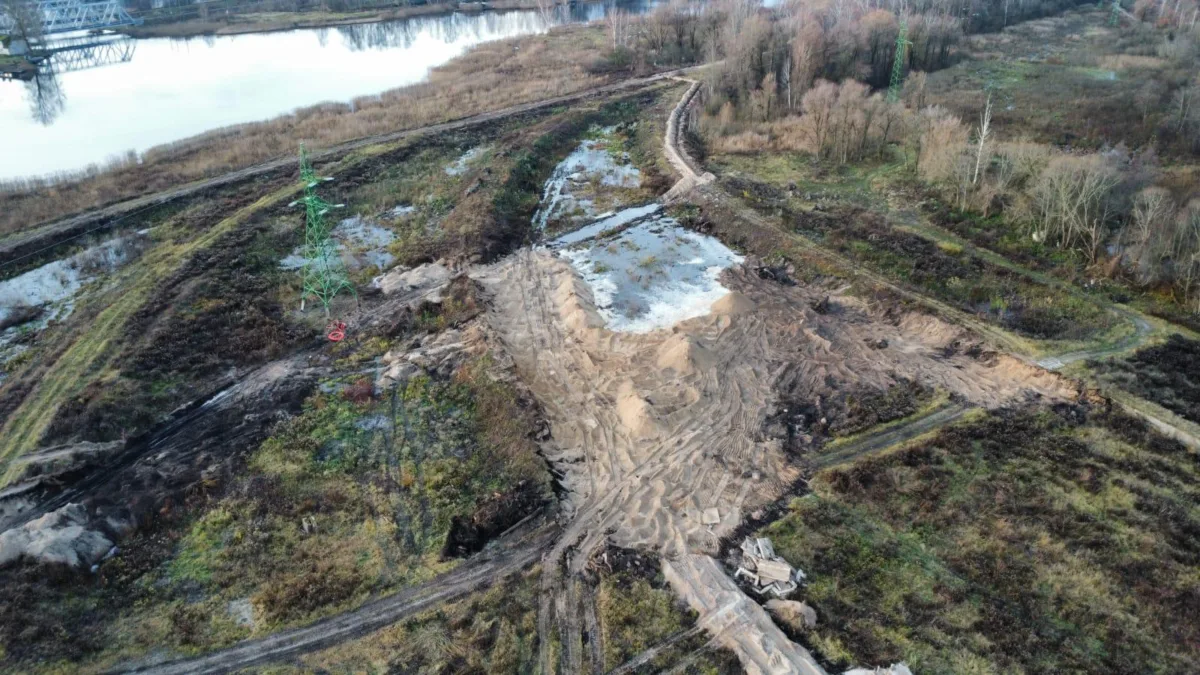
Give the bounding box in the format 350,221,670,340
476,246,1072,672
478,250,1071,562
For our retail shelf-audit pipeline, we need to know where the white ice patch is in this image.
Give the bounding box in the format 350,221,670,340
388,204,417,218
533,128,641,231
551,203,662,247
281,214,397,272
0,233,146,376
445,146,484,176
0,236,137,326
558,214,743,334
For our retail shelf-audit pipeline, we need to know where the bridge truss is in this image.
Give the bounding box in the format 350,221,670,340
1,0,142,37
40,34,135,73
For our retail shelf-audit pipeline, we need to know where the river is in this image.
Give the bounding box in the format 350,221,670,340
0,0,656,182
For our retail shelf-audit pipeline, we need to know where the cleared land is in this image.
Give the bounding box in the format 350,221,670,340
1,6,1198,675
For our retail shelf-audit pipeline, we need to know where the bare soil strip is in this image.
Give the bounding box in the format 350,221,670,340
605,625,705,675
0,68,691,269
116,523,557,675
812,402,972,470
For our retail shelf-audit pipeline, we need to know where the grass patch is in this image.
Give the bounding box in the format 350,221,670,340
759,406,1200,674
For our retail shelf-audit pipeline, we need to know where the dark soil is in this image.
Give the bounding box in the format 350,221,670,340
723,174,1114,341
765,404,1200,674
765,378,936,456
43,218,305,446
1091,333,1200,425
442,479,547,558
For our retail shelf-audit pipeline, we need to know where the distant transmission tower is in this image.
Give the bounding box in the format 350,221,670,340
293,146,354,317
888,18,912,103
1109,0,1121,26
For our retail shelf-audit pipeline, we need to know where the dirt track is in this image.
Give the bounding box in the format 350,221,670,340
54,67,1159,675
117,523,557,675
0,67,689,270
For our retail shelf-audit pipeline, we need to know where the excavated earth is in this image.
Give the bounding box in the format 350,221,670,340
0,79,1084,675
473,243,1074,674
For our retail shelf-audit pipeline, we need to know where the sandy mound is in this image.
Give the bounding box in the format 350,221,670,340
617,380,656,438
656,333,716,375
555,274,604,334
711,291,755,316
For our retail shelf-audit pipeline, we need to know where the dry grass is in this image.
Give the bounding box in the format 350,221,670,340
0,23,613,238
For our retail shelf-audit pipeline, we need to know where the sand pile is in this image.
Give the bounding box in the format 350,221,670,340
711,291,756,316
656,333,716,374
616,380,657,438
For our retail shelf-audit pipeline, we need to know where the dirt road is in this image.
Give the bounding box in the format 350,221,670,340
91,70,1087,675
0,67,690,270
116,523,557,675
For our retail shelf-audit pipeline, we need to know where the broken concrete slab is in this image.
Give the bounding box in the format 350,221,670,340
0,503,113,569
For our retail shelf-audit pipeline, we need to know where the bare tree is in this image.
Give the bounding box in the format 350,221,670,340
972,91,993,185
606,8,630,50
1030,155,1121,263
2,0,44,46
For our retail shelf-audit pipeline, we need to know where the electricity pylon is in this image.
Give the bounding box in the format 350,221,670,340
888,18,912,103
1109,0,1121,26
292,146,354,317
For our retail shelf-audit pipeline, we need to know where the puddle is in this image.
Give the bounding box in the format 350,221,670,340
388,204,417,219
0,233,148,377
556,210,743,333
445,146,485,176
280,215,397,272
533,126,642,232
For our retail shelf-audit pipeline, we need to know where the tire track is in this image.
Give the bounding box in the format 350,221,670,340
115,524,557,675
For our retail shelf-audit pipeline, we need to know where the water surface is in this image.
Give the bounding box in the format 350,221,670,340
1,1,653,181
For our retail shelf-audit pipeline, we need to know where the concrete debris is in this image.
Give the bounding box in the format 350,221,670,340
701,508,721,526
844,664,914,675
735,537,806,598
228,598,256,629
765,599,818,630
0,503,113,569
372,261,451,296
301,515,318,535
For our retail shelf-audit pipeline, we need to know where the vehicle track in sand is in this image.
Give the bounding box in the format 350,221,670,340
470,78,1080,675
475,245,1073,673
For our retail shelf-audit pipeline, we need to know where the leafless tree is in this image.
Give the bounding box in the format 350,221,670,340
2,0,44,45
972,91,993,185
606,9,630,50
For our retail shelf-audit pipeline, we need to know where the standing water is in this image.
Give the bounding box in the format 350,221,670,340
0,0,657,182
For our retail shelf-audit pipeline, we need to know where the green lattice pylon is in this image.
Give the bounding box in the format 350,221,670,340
294,145,355,317
888,18,912,104
1109,0,1121,26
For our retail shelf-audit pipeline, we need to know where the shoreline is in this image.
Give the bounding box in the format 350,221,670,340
123,0,575,39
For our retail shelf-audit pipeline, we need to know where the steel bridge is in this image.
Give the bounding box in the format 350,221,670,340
0,0,142,37
39,34,136,73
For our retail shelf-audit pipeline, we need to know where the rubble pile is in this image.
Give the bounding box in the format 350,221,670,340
734,536,806,598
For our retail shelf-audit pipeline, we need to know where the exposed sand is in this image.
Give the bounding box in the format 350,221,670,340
475,250,1073,566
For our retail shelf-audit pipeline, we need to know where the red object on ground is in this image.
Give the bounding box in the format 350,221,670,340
326,320,347,342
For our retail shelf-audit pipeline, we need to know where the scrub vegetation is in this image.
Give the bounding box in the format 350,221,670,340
1091,333,1200,425
758,405,1200,674
0,348,550,672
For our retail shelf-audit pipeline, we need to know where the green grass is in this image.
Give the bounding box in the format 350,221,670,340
597,573,691,671
759,406,1200,674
